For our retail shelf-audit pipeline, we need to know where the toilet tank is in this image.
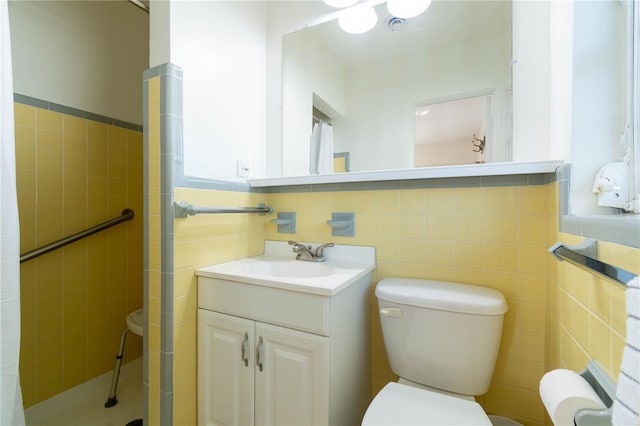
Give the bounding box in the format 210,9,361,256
376,278,508,396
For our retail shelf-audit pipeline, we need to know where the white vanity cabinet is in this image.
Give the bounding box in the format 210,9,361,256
196,244,374,426
198,309,328,426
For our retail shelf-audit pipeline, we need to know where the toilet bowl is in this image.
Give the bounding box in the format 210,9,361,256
363,278,508,425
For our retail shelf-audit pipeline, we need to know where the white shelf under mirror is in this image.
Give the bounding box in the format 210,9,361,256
248,160,564,187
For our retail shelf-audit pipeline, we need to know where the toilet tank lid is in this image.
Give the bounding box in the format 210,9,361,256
376,278,508,315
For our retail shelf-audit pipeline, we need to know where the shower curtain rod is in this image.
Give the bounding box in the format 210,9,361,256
312,116,332,126
19,209,135,263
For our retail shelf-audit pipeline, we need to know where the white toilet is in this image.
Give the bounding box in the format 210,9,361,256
363,278,508,425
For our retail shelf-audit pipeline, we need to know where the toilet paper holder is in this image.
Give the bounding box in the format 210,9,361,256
575,361,616,426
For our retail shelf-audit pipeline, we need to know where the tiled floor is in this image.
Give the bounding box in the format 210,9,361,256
25,357,143,426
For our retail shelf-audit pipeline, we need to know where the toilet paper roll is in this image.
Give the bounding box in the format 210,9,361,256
539,369,606,426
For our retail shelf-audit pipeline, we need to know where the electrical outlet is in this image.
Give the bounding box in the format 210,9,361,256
236,160,252,178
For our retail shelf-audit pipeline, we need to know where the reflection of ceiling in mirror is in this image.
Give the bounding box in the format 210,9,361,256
287,0,511,69
415,96,487,145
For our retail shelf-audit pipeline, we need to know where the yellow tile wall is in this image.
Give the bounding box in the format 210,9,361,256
172,187,266,425
15,102,143,407
548,235,638,378
544,182,639,426
160,178,637,425
264,184,551,425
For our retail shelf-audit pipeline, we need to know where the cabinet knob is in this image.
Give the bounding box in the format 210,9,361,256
256,336,264,372
241,332,249,367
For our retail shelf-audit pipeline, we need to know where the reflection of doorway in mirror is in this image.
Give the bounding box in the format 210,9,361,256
414,95,494,167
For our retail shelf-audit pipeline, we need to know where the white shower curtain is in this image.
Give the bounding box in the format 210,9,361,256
309,122,334,175
0,0,25,424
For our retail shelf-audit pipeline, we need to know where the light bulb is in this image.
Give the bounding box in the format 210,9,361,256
387,0,432,19
338,5,378,34
324,0,359,8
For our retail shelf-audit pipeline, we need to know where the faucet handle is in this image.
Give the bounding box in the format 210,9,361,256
315,242,335,258
288,240,303,250
288,240,310,255
288,241,315,261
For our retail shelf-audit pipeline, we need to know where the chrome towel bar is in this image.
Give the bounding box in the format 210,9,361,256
173,201,272,218
548,239,637,286
20,209,134,263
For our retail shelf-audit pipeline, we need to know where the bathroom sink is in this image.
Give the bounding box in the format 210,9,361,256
243,259,335,278
197,243,373,425
196,241,376,296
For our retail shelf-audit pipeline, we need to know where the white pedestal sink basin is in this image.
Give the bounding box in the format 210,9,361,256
196,241,375,296
241,259,335,278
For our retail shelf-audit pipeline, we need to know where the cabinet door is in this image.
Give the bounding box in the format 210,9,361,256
198,310,254,426
254,323,329,426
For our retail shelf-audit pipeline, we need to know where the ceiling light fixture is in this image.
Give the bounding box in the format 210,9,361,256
385,16,407,31
386,0,432,19
338,5,378,34
323,0,360,8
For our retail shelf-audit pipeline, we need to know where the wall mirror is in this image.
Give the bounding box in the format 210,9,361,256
281,0,512,176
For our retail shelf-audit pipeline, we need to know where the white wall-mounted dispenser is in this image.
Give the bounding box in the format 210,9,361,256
591,161,629,209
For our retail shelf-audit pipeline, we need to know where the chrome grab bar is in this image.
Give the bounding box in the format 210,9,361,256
20,209,134,263
548,239,637,286
173,201,272,218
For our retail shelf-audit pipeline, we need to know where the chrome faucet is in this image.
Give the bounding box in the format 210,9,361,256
288,241,334,262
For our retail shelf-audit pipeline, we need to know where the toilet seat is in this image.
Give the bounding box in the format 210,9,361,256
362,382,492,426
